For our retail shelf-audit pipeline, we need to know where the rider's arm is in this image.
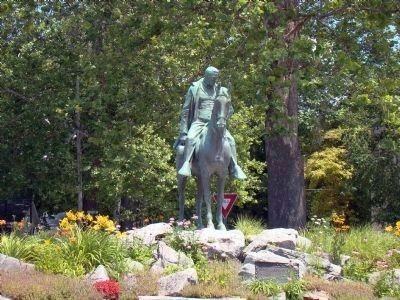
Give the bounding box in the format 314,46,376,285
179,88,193,136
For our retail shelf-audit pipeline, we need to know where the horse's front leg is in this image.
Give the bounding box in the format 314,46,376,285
195,177,204,229
216,175,226,231
178,175,187,221
200,173,214,229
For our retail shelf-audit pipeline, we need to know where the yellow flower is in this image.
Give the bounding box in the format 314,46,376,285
396,221,400,229
76,211,85,220
69,236,76,243
44,239,52,246
92,224,100,231
115,231,127,239
59,217,71,229
66,210,77,221
86,214,93,222
385,225,393,232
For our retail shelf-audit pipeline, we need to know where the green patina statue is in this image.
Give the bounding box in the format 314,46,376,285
175,66,246,230
176,66,246,179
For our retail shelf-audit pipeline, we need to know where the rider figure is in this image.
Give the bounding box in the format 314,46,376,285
176,66,246,180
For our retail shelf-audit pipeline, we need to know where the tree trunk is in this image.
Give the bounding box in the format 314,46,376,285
264,0,306,229
75,76,83,211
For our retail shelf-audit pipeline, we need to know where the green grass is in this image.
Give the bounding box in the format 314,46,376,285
233,214,265,240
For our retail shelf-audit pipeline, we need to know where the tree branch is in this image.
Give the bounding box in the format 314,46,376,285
1,88,33,101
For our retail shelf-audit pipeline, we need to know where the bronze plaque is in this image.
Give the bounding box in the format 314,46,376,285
254,262,298,283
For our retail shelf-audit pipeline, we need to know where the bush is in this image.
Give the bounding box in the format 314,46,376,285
233,214,264,240
0,270,103,300
127,237,155,267
373,270,400,298
284,278,306,300
246,279,282,297
0,232,38,261
56,225,128,278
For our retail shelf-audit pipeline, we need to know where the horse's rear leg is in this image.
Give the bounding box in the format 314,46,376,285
178,175,187,221
216,175,226,231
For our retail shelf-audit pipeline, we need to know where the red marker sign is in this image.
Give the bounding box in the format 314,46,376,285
213,193,238,219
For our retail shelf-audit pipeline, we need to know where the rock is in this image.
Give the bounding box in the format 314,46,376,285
239,250,306,283
139,297,243,300
369,269,400,285
150,242,194,273
87,265,109,283
268,292,286,300
125,258,144,273
0,295,12,300
125,223,172,245
256,245,341,280
0,254,34,272
339,254,351,266
196,228,245,259
303,290,330,300
157,268,198,296
296,236,312,250
243,228,299,255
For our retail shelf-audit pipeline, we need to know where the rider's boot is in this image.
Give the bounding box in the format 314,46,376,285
229,144,246,180
178,141,195,177
229,158,247,180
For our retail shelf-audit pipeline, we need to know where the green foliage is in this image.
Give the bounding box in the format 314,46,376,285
0,233,37,262
343,259,374,282
233,214,264,240
165,219,206,266
373,270,400,298
247,279,282,297
305,130,354,218
284,279,307,300
127,238,155,267
162,263,186,275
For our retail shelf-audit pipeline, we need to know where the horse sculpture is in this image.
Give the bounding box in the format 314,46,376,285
176,91,232,230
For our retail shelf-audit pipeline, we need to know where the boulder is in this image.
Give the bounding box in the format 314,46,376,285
239,250,306,283
150,241,193,273
243,228,299,255
196,228,245,259
296,236,312,250
125,223,172,245
87,265,109,283
125,258,144,273
303,290,330,300
0,254,34,272
265,246,342,280
157,268,198,296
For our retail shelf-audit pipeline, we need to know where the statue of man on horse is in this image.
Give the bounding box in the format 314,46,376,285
175,66,246,180
174,66,246,230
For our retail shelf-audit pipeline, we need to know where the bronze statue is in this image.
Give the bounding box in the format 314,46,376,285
175,66,246,230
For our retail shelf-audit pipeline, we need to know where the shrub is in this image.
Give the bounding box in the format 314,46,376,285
246,279,282,297
165,218,206,265
0,270,103,300
284,278,306,300
0,232,38,261
93,280,120,300
57,225,128,278
373,270,400,298
127,238,155,267
233,214,264,241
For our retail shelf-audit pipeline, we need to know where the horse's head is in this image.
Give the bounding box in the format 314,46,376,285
212,92,231,137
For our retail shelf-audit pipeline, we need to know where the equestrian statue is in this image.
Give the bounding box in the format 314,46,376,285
174,66,246,230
